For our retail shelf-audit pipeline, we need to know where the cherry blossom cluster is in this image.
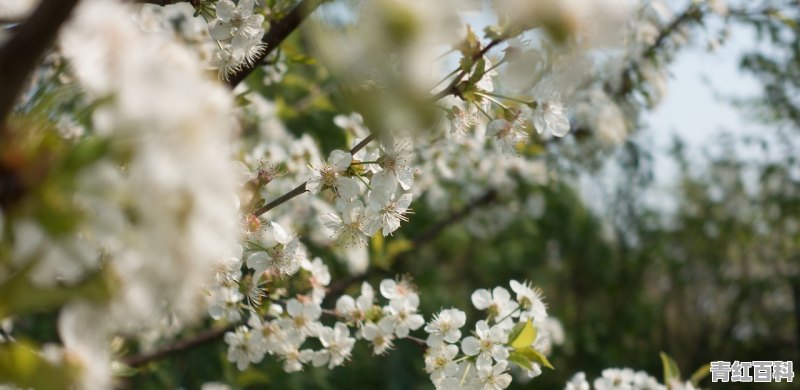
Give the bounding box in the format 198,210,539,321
207,0,267,80
218,272,561,390
219,270,417,373
565,369,699,390
223,259,338,372
421,280,561,389
315,137,415,246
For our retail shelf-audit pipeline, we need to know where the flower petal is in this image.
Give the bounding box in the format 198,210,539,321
471,289,492,310
461,336,480,356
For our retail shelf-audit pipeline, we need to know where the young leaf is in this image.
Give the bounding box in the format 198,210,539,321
510,319,537,349
507,321,525,344
513,346,554,370
508,350,533,371
0,341,77,389
660,351,682,384
689,363,711,386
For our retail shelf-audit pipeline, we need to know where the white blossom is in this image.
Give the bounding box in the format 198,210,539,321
246,238,304,277
380,278,417,302
460,320,510,363
306,150,359,198
320,200,371,247
565,372,591,390
224,326,265,371
208,286,244,322
335,282,375,323
361,318,396,355
424,308,467,347
365,190,413,236
486,119,527,154
280,298,323,338
372,138,415,193
302,257,331,304
424,344,460,383
471,287,518,322
312,322,356,369
209,0,264,41
476,358,513,390
382,293,425,338
509,280,547,321
274,329,314,373
528,101,571,138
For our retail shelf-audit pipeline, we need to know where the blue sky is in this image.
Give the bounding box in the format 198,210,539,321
644,22,768,179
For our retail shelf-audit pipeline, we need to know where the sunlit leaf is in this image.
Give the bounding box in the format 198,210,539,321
689,363,710,386
0,341,77,390
660,351,681,384
510,319,537,349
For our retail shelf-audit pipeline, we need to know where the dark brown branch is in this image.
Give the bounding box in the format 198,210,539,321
123,324,235,367
0,0,81,125
612,4,702,97
0,17,23,25
253,133,375,218
644,5,702,59
226,0,326,87
431,39,503,102
254,182,308,216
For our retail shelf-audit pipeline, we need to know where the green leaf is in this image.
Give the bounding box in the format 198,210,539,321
457,26,481,57
483,25,505,41
689,363,710,386
506,321,524,344
61,137,108,174
0,264,115,318
0,340,77,389
509,319,537,349
385,238,412,260
508,350,533,371
528,348,554,370
237,368,271,386
467,58,486,86
660,351,682,384
511,347,554,370
111,361,139,377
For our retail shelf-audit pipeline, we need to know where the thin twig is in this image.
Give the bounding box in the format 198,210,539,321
123,324,235,367
431,39,503,102
612,4,702,97
252,133,375,218
253,182,309,216
0,17,23,25
226,0,326,87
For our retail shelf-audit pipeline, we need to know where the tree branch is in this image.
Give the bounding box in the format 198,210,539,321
252,133,375,218
123,324,235,367
0,0,82,125
226,0,326,87
431,39,503,102
612,4,702,97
